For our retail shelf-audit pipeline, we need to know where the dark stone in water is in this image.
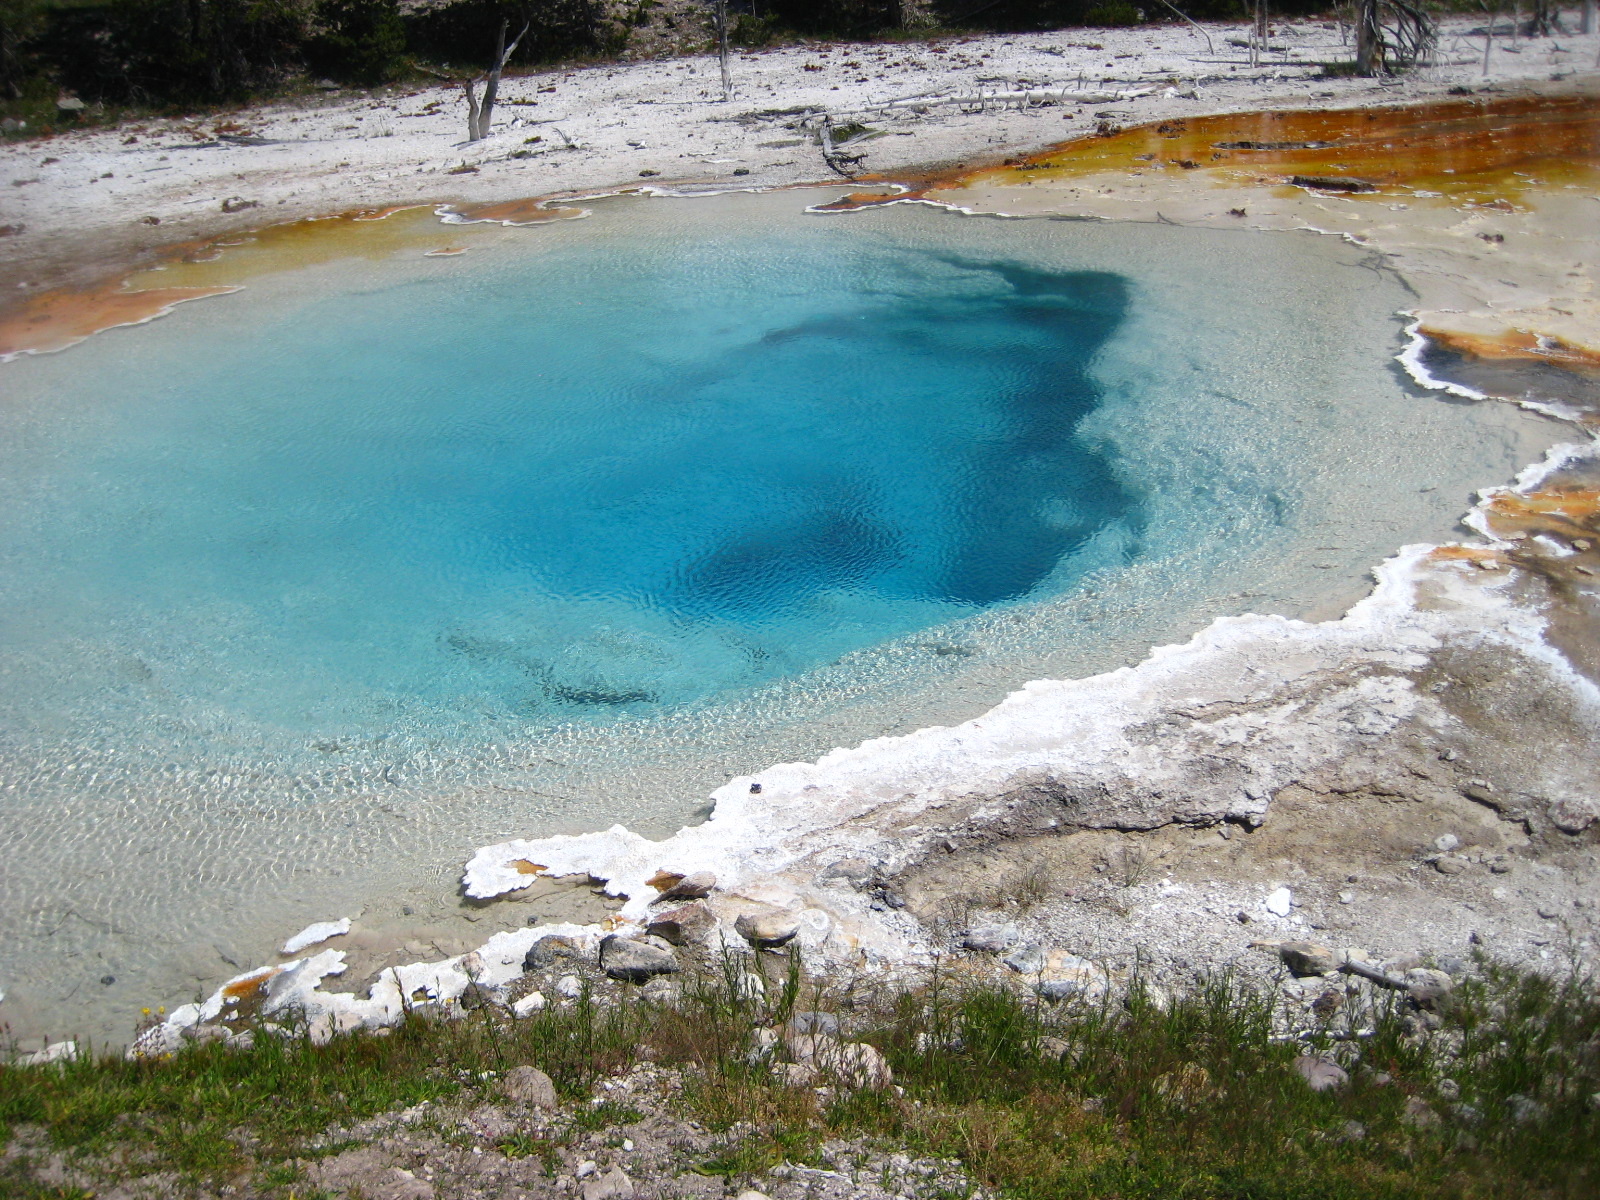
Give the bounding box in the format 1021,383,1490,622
1214,140,1333,150
543,682,656,707
1290,175,1377,193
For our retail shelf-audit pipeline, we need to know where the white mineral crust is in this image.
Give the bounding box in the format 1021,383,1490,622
281,918,353,955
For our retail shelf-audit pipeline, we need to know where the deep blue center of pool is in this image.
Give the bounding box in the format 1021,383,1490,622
0,229,1140,733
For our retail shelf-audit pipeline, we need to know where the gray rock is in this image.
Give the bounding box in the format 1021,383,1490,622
785,1033,893,1090
1434,856,1469,875
599,935,679,982
735,907,799,948
1508,1093,1545,1124
1548,795,1597,834
787,1010,840,1037
1278,941,1337,977
581,1165,635,1200
819,858,874,889
1036,978,1087,1002
1433,833,1460,852
524,935,582,971
962,922,1021,954
1002,943,1044,974
497,1065,557,1109
1405,967,1453,991
645,902,716,946
771,1061,819,1089
1401,1096,1439,1128
1034,952,1106,1002
654,871,716,903
639,976,683,1005
1292,1055,1348,1092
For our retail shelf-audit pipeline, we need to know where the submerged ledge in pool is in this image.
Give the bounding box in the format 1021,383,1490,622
0,184,1568,1049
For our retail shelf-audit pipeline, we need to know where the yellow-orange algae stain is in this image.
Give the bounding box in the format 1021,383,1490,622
449,197,588,225
1428,544,1509,570
1479,485,1600,540
0,205,503,362
825,93,1600,211
1421,326,1600,370
512,859,548,875
0,282,242,361
221,968,279,1002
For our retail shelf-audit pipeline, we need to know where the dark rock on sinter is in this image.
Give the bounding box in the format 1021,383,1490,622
598,935,680,982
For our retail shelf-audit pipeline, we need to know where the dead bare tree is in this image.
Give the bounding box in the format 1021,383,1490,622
1355,0,1382,71
714,0,732,102
1582,0,1595,35
464,16,530,143
1354,0,1436,73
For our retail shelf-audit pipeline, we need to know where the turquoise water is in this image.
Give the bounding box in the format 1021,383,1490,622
0,190,1559,1044
2,234,1137,737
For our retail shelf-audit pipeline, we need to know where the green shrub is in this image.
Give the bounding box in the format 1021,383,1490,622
1083,0,1143,24
306,0,405,84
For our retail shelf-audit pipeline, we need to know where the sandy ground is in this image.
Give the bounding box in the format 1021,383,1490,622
3,17,1600,1056
2,14,1596,297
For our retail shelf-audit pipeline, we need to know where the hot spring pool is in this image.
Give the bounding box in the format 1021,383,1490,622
0,188,1559,1043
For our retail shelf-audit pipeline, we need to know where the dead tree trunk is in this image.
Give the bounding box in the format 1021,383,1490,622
715,0,732,102
1582,0,1595,34
1355,0,1383,72
464,17,530,142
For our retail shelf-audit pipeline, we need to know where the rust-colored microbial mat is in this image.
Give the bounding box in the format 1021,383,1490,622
449,197,589,225
0,205,498,361
1420,326,1600,371
827,92,1600,210
0,282,242,361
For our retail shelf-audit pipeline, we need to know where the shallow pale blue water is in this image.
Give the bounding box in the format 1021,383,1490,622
0,190,1560,1044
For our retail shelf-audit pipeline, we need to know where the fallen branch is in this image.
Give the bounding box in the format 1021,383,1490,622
1153,0,1216,53
1338,959,1410,990
870,86,1158,114
817,114,865,177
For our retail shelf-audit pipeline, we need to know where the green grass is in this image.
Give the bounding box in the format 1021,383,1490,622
2,955,1596,1198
